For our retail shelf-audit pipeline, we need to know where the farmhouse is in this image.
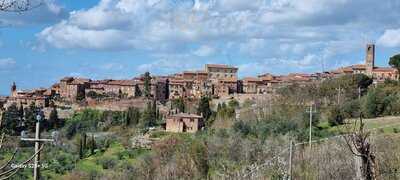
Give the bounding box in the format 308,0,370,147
166,113,204,133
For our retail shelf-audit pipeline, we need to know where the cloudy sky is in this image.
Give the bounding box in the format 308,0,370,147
1,0,400,95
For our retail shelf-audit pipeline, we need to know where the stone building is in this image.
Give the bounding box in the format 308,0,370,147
182,71,209,82
166,113,204,133
88,79,136,98
59,77,90,102
329,44,398,82
242,77,263,94
205,64,238,81
6,83,50,108
168,78,192,100
214,78,239,97
57,76,168,102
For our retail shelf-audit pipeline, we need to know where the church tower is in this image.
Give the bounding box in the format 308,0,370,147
366,44,375,76
11,82,17,97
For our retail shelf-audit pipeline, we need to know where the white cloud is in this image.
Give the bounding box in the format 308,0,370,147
193,45,215,56
0,58,16,70
101,63,124,70
38,21,136,50
377,29,400,48
35,0,400,76
137,53,202,74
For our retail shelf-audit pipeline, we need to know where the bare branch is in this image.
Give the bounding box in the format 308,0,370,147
0,144,44,178
0,148,18,170
0,0,43,12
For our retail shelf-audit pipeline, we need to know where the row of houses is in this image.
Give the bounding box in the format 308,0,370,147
5,44,398,110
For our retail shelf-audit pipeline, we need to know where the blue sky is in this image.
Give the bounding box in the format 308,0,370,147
1,0,400,95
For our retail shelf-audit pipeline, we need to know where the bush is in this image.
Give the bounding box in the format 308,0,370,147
362,88,384,118
342,100,360,118
393,128,400,134
97,156,118,169
228,99,239,109
328,105,345,126
233,120,252,136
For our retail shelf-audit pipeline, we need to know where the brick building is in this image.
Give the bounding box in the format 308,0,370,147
6,83,50,108
329,44,398,82
205,64,238,81
59,77,90,102
242,77,263,94
166,113,204,133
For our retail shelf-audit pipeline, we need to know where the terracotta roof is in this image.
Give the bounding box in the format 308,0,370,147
60,77,74,82
290,76,311,82
243,77,262,83
43,89,53,96
219,77,238,83
183,71,200,74
206,64,238,69
373,67,397,72
170,113,203,118
341,67,354,73
52,83,60,88
350,64,366,70
169,78,193,85
288,73,311,77
107,80,135,86
67,78,91,85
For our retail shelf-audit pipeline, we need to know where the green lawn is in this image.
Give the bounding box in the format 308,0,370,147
320,116,400,135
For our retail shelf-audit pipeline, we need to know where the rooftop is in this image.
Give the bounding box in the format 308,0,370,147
170,113,203,118
205,64,238,69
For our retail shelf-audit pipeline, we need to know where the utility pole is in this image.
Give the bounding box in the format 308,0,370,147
288,140,294,180
337,85,341,105
21,111,53,180
268,94,272,119
306,104,317,149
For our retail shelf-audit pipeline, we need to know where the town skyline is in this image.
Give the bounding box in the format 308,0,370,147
1,0,400,95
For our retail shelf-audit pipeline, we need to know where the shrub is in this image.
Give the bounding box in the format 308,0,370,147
233,120,252,136
393,128,400,134
328,105,345,126
97,156,118,169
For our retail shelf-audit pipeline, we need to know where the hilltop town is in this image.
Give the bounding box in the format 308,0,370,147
0,43,398,135
3,0,400,179
2,44,400,179
1,44,397,110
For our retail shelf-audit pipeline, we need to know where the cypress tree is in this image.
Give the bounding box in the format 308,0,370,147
90,135,96,155
143,72,152,98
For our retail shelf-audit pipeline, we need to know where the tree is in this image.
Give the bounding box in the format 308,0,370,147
126,107,141,127
77,135,84,159
172,98,185,113
118,89,123,99
0,0,43,12
389,54,400,80
362,88,383,118
48,107,59,129
228,99,239,109
24,102,37,132
344,115,378,180
142,101,156,128
89,135,96,155
197,96,212,121
134,84,142,97
143,72,152,98
327,105,344,126
1,104,21,135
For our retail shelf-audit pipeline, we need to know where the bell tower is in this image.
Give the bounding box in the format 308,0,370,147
366,44,375,76
11,82,17,97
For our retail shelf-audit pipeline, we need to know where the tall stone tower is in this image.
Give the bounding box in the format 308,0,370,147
365,44,375,76
11,82,17,97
